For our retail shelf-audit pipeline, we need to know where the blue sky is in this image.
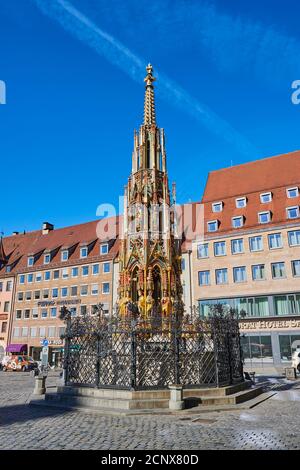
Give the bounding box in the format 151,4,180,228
1,0,300,235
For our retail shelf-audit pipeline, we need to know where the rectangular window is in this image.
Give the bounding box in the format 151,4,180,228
32,308,38,319
231,238,244,254
70,307,77,317
1,322,7,333
19,275,25,284
252,264,265,281
197,243,209,258
287,206,299,219
91,284,99,295
13,327,20,337
35,272,42,282
50,307,57,318
44,271,51,281
260,192,272,203
30,327,37,338
258,211,271,224
61,250,69,261
25,291,32,301
91,305,98,315
268,233,283,249
28,256,34,267
80,305,87,316
102,282,110,294
181,258,185,271
17,292,24,301
92,264,99,275
198,271,210,286
212,202,223,213
103,262,110,273
207,220,218,232
24,309,30,319
287,187,299,198
43,289,49,299
271,262,286,279
279,335,300,362
233,266,247,283
288,230,300,246
41,309,48,319
232,216,243,228
292,260,300,277
215,268,228,285
81,285,88,296
21,327,28,337
27,273,33,283
48,326,56,338
82,265,89,276
62,268,69,279
16,310,22,320
80,247,88,258
249,236,263,252
214,241,226,256
6,281,12,292
71,286,78,296
61,287,68,298
236,197,246,208
44,254,51,264
52,288,58,298
100,243,108,255
72,267,78,277
53,270,60,279
39,327,46,337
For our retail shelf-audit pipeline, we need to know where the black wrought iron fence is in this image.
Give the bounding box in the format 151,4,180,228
60,307,244,390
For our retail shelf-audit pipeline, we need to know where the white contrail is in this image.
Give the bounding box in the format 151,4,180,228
32,0,258,158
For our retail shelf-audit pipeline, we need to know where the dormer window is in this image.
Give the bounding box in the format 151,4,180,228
212,202,223,213
207,220,218,232
287,187,299,199
100,243,109,255
61,250,69,262
232,216,244,228
236,197,247,208
260,192,272,204
258,211,271,224
287,206,299,219
5,265,11,273
44,254,51,264
28,256,34,267
80,246,88,258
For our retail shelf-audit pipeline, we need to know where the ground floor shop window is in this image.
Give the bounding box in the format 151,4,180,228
241,335,273,365
279,335,300,362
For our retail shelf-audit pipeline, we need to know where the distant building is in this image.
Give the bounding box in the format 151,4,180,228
192,151,300,370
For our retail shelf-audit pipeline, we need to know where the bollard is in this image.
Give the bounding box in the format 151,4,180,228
33,375,46,395
168,384,184,410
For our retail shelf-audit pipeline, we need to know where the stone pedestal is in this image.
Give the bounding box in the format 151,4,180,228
168,384,184,410
34,376,46,395
285,367,297,380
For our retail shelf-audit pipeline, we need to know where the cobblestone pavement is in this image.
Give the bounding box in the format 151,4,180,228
1,371,300,450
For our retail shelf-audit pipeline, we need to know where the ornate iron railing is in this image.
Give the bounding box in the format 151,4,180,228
60,306,244,390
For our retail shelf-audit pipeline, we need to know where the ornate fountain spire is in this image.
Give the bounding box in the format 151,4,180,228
143,63,156,126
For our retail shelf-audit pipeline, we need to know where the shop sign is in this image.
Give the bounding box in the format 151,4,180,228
37,299,81,307
239,319,300,330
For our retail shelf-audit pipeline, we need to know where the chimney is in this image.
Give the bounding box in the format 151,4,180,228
12,231,19,236
42,222,54,235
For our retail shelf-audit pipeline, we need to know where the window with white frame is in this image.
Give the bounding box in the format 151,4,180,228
197,243,209,258
53,270,60,279
271,262,286,279
212,201,223,213
44,271,51,281
91,284,99,295
50,307,57,318
260,192,272,203
80,305,87,315
249,236,263,251
17,292,24,301
81,285,88,296
80,246,88,258
27,256,34,267
258,211,271,224
72,267,78,277
236,197,247,208
268,233,283,249
287,206,299,219
21,327,28,337
288,230,300,246
61,250,69,262
71,286,78,296
82,265,89,276
39,327,46,337
198,271,210,286
32,308,38,319
4,301,9,312
232,216,243,228
30,327,37,338
207,220,218,232
44,253,51,264
48,326,56,338
287,187,299,198
27,273,33,283
61,287,68,297
25,291,32,301
62,268,69,279
214,241,226,256
233,266,247,283
292,260,300,277
103,262,110,273
34,290,40,300
19,275,25,284
252,264,265,281
13,327,20,337
100,243,109,255
92,264,99,275
231,238,244,254
16,310,22,320
52,288,58,298
41,309,48,319
102,282,110,294
215,268,228,285
35,272,42,282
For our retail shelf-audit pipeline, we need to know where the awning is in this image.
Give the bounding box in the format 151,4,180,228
5,344,27,353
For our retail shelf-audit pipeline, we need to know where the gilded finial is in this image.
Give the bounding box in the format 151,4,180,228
143,63,156,125
144,63,156,87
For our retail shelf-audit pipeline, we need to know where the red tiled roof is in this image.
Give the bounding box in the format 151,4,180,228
201,151,300,236
0,217,121,276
